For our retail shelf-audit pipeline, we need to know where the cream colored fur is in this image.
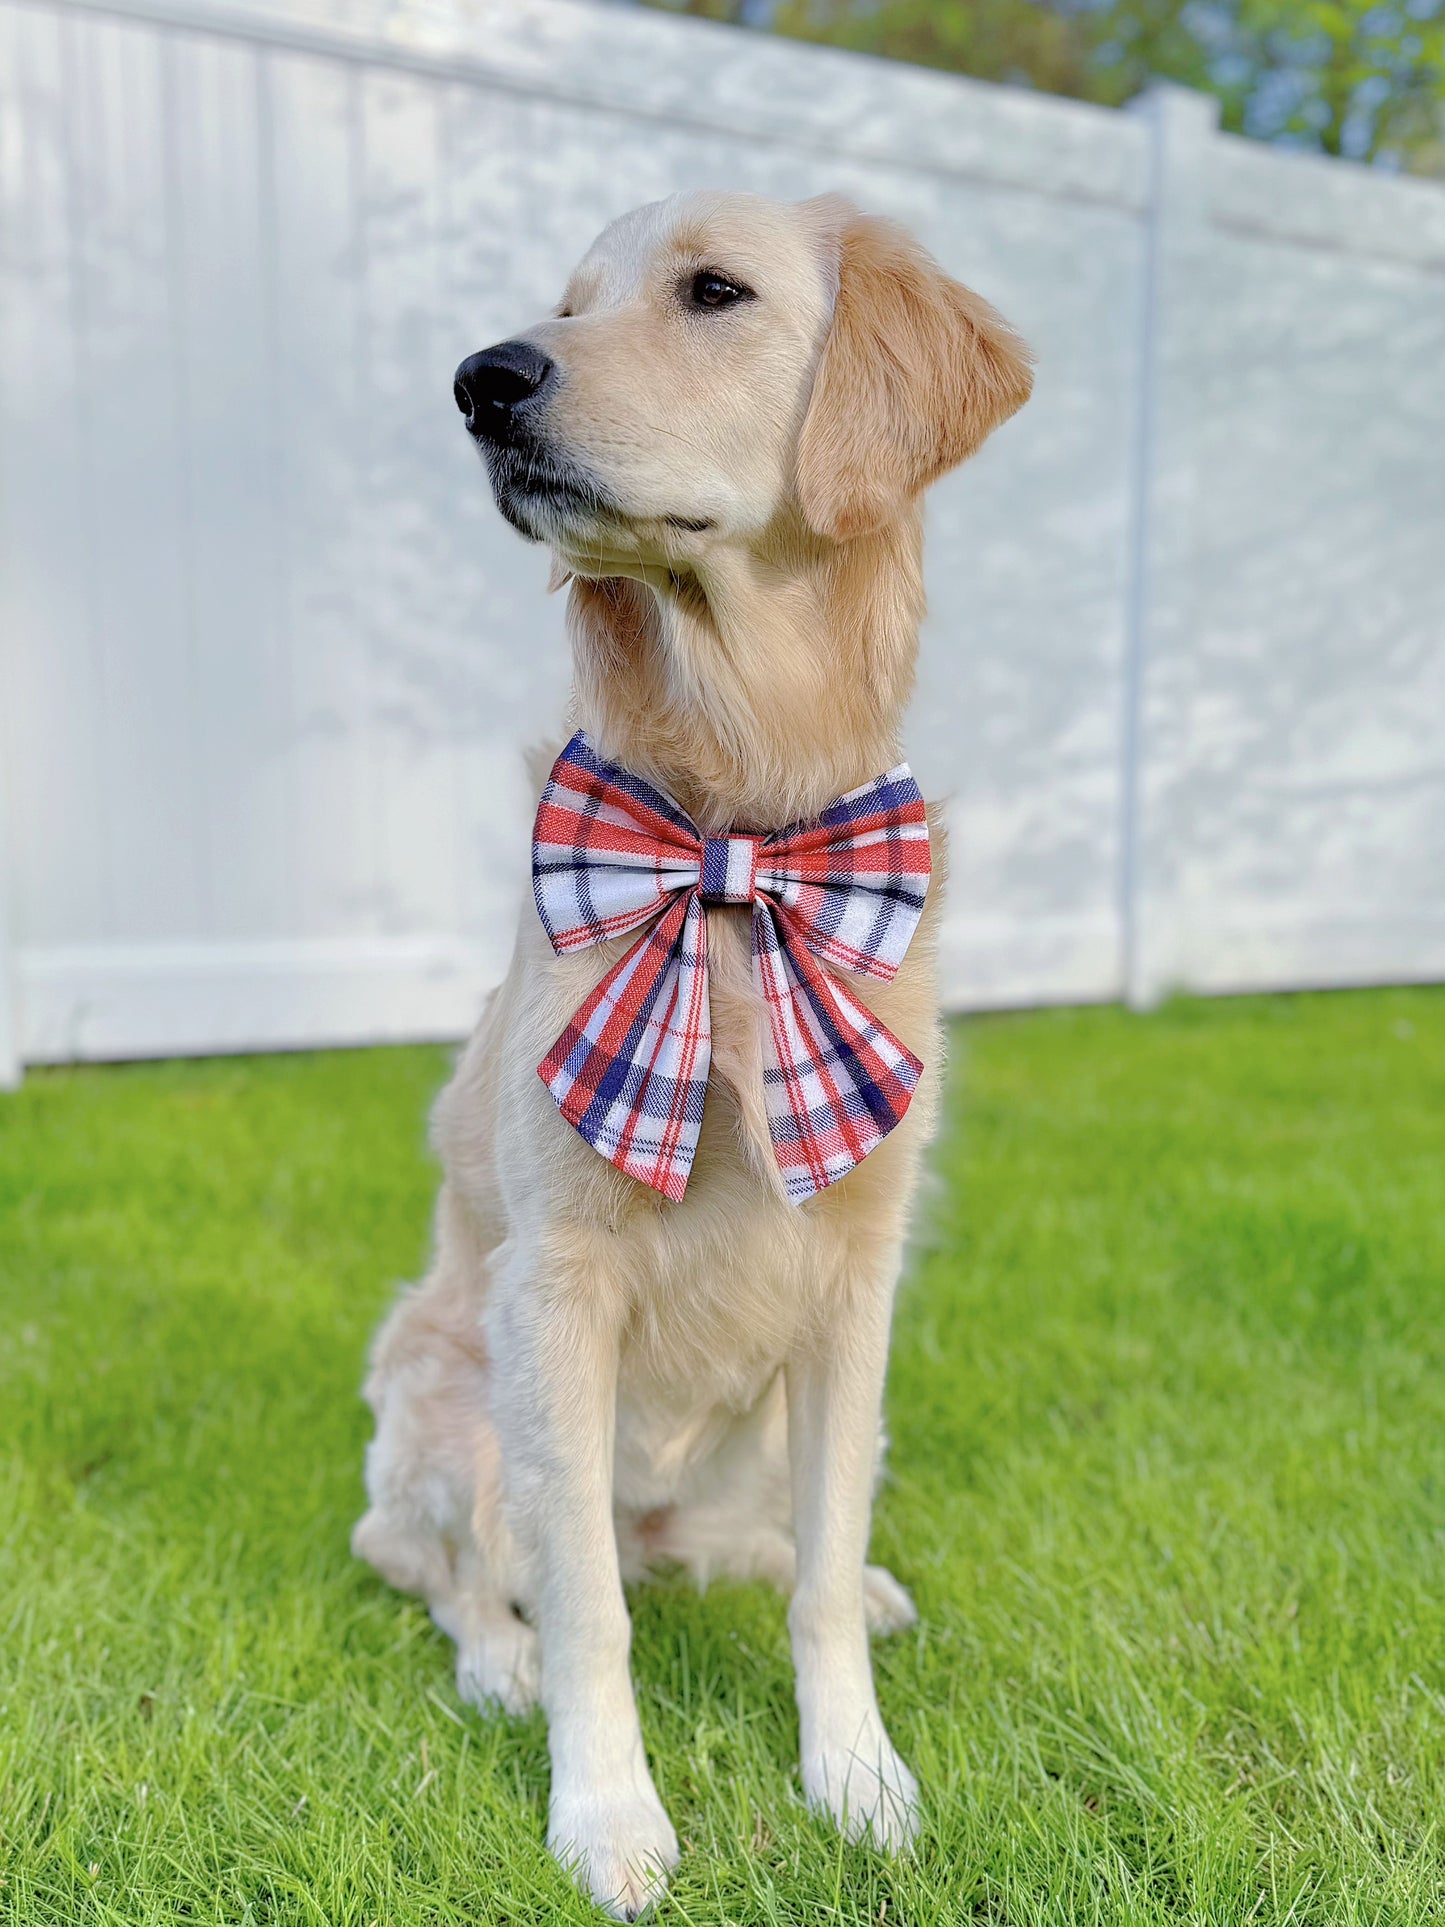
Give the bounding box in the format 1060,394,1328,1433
353,190,1031,1919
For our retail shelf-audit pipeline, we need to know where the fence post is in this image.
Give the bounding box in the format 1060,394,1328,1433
1120,83,1219,1009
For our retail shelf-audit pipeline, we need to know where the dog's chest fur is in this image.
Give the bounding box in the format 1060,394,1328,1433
437,843,943,1463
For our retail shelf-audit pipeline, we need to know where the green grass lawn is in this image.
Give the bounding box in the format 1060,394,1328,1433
3,989,1445,1926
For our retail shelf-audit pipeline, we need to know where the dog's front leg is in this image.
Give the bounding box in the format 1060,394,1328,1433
487,1247,678,1919
787,1254,919,1850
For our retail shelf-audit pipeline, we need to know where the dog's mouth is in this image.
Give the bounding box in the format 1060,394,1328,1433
479,440,623,545
475,435,718,559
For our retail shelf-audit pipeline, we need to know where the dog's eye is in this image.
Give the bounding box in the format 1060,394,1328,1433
687,270,754,311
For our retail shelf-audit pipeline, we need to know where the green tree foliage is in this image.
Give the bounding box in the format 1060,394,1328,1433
649,0,1445,172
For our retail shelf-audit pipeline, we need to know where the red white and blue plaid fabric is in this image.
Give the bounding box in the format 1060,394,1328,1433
532,731,931,1204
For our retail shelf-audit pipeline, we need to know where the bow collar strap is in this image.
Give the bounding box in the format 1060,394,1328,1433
532,731,931,1204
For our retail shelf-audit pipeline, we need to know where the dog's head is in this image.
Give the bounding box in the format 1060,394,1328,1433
454,190,1032,571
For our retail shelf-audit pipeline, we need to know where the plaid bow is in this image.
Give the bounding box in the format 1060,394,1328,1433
532,732,931,1204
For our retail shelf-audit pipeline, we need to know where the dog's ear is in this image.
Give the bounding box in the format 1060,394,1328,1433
796,209,1033,542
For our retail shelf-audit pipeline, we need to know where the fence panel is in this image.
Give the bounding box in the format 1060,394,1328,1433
0,0,1440,1067
1133,135,1445,997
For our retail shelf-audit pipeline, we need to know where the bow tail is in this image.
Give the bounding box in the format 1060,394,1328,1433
539,892,711,1201
752,902,924,1205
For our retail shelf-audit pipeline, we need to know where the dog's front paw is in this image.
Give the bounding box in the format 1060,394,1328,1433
803,1722,919,1853
863,1564,918,1636
454,1614,540,1717
548,1786,680,1920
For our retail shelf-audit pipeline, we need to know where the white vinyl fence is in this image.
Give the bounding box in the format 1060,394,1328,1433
2,0,1443,1081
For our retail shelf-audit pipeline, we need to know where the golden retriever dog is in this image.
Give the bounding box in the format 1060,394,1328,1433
353,190,1031,1917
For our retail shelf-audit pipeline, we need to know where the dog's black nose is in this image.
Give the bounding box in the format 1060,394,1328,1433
454,341,554,438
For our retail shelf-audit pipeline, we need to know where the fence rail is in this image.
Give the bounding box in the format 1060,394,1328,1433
2,0,1442,1081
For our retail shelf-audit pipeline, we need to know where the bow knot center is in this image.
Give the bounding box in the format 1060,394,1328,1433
698,835,758,904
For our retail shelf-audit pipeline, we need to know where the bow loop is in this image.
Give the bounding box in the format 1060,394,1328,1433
532,733,703,954
532,732,931,1203
756,764,930,982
